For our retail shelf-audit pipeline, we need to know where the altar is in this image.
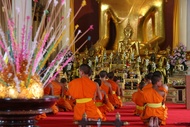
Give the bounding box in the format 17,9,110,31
61,0,190,104
63,43,188,103
168,73,186,103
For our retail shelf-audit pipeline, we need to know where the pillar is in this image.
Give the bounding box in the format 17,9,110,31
61,0,71,48
12,0,32,45
187,0,190,51
178,0,187,47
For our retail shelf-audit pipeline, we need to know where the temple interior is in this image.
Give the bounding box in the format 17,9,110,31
55,0,190,104
0,0,190,127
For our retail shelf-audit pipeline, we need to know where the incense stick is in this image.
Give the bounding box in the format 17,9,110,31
0,0,91,91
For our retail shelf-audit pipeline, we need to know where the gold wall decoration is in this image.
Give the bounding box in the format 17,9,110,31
94,0,165,54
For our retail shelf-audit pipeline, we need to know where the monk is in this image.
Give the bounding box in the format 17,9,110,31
141,73,168,127
132,81,145,116
36,74,61,120
143,71,168,93
57,78,73,111
47,74,62,114
99,70,115,112
142,72,153,91
107,72,122,109
68,64,103,121
142,71,168,124
45,74,64,114
94,78,108,121
113,76,123,106
113,76,124,96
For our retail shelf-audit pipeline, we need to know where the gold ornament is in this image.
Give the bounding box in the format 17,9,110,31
95,0,165,53
0,83,6,98
0,61,44,99
6,86,19,99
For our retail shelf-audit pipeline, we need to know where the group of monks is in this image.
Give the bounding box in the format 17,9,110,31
68,64,123,121
36,74,76,120
36,64,168,127
132,71,168,127
36,64,123,122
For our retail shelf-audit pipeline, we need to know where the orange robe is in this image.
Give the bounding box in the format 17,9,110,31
57,97,73,111
35,86,50,120
44,85,51,95
95,91,107,121
57,88,73,111
36,81,61,120
143,83,168,94
100,82,110,94
141,88,168,125
100,82,114,112
50,81,62,114
65,91,76,109
35,113,47,120
51,81,62,96
68,76,103,121
158,86,168,124
118,86,123,107
107,79,122,108
142,83,152,91
132,89,145,115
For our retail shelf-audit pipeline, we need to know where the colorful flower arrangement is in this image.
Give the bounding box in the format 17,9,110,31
0,0,92,99
169,43,188,71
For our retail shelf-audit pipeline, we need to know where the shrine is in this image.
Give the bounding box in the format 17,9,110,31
60,0,190,104
0,0,190,127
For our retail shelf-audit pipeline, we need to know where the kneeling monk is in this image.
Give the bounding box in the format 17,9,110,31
141,73,168,127
68,64,103,121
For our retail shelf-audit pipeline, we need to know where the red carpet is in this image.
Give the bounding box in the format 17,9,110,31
37,102,190,127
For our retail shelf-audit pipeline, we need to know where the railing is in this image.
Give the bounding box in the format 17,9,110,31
74,112,129,127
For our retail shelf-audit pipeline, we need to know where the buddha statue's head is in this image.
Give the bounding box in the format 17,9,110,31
124,22,133,40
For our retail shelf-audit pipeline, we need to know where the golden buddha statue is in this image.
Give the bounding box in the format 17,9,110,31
141,58,149,78
82,46,89,64
95,0,165,53
118,22,140,56
72,62,79,79
94,45,105,63
133,56,141,78
156,56,167,83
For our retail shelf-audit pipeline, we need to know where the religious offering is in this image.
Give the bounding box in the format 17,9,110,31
0,0,91,99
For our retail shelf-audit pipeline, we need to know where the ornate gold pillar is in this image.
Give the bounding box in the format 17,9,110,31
173,0,179,49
